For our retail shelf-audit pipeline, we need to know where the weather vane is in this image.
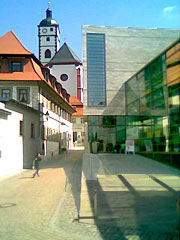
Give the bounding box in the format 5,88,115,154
48,1,51,8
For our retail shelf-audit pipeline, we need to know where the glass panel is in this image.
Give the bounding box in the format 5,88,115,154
87,33,106,106
11,62,22,72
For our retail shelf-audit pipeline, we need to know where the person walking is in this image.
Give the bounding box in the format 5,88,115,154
32,153,41,178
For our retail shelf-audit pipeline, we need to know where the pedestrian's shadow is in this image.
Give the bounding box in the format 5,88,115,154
18,176,34,179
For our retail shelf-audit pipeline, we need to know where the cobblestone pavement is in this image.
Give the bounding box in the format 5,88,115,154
0,151,85,240
0,151,179,240
50,153,180,240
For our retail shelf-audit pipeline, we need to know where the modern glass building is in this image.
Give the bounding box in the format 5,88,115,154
83,26,180,158
125,40,180,153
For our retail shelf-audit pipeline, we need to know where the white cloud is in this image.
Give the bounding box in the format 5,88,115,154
163,6,176,13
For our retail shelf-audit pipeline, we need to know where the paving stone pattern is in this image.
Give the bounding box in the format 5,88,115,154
0,151,179,240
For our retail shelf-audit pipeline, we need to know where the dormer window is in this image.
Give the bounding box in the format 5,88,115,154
11,61,23,72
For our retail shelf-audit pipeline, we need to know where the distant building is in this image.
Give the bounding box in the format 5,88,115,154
69,96,85,148
38,5,60,65
38,6,83,102
0,31,75,172
82,25,180,154
46,43,83,102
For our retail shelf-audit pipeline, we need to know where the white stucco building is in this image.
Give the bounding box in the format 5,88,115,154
0,103,23,177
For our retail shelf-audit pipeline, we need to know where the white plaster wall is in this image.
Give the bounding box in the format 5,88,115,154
0,104,23,177
39,25,60,64
40,36,55,46
4,101,41,169
51,65,77,97
41,46,56,64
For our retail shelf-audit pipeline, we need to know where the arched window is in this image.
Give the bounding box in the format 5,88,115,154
45,49,51,58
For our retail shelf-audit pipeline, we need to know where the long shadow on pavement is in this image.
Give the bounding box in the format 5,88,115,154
85,179,128,240
40,150,84,218
117,175,178,235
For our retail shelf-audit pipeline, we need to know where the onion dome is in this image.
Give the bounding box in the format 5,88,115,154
39,7,58,26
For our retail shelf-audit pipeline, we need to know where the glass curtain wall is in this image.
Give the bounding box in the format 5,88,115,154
88,40,180,153
125,41,180,153
88,116,126,153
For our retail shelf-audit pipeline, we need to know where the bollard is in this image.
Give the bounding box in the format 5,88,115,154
176,197,180,230
94,190,97,218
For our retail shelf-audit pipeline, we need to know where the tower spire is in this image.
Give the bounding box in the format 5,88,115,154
46,2,52,19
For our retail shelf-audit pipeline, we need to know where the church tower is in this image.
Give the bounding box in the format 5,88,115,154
38,3,60,65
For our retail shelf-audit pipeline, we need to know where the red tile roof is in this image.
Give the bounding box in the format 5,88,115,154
0,58,44,81
69,96,83,116
0,31,75,112
69,96,83,106
0,31,32,55
73,106,83,116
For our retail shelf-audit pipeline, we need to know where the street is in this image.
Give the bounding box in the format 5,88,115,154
0,151,179,240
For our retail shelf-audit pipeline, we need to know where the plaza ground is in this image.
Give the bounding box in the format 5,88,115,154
0,150,179,240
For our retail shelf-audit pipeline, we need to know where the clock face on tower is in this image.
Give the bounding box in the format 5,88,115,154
42,28,47,33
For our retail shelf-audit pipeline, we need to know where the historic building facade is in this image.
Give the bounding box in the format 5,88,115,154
0,31,75,172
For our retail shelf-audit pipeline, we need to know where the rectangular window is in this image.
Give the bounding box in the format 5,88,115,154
73,132,77,142
72,118,76,123
18,88,29,103
1,89,11,99
20,121,23,136
87,33,106,106
31,123,34,138
11,61,23,72
81,118,84,124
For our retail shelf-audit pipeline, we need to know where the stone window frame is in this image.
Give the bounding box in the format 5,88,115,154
17,87,30,104
0,87,12,99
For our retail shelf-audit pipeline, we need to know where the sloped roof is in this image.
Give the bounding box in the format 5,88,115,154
69,96,83,106
47,43,82,65
0,58,44,81
72,106,83,116
69,96,83,116
0,31,32,55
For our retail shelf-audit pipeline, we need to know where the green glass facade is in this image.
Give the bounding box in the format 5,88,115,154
88,40,180,154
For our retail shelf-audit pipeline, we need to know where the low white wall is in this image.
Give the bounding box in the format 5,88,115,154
47,141,59,157
0,104,23,177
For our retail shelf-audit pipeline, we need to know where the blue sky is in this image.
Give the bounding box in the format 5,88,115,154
1,0,180,59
